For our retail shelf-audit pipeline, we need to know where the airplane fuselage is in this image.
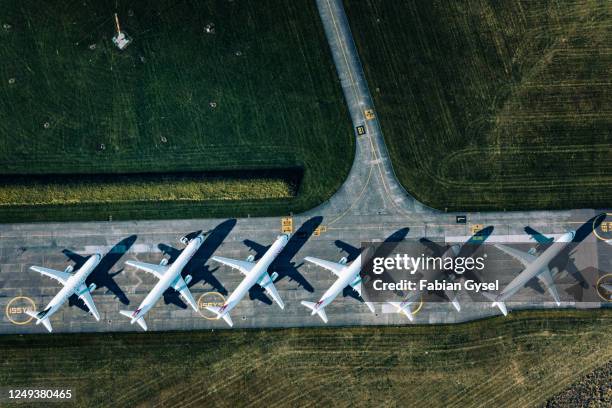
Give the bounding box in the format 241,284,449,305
220,234,289,315
40,253,101,319
131,234,205,322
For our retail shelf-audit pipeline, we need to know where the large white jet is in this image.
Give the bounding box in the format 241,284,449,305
483,230,575,316
388,227,493,321
26,253,102,332
301,254,375,323
120,233,205,331
206,234,288,327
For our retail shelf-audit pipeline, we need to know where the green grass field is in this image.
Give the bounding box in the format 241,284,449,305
1,310,610,407
344,0,612,211
0,0,353,222
0,171,298,205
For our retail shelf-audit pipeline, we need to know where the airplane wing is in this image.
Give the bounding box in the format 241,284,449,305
172,276,198,311
30,266,71,285
304,257,345,277
76,284,100,320
257,272,284,309
494,244,537,267
212,256,255,275
125,260,168,279
525,227,554,245
536,268,561,305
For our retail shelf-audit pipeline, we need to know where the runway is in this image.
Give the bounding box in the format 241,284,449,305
0,0,610,334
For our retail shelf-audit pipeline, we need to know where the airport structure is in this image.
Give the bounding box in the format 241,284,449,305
0,0,610,334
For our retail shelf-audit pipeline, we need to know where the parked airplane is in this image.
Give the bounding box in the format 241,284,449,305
301,253,375,323
388,226,493,321
120,233,205,331
26,253,102,332
206,234,288,326
483,230,576,315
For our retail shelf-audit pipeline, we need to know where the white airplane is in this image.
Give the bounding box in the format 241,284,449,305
301,253,375,323
26,253,102,332
483,230,575,316
388,227,493,321
387,245,462,322
120,233,205,331
206,234,288,327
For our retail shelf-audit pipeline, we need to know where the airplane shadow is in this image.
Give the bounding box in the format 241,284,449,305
66,235,137,313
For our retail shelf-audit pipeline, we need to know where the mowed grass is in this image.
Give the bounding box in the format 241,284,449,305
344,0,612,210
0,0,353,221
0,310,610,407
0,172,298,206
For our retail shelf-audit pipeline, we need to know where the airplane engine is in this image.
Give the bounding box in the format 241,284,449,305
88,283,97,292
528,247,537,255
246,254,255,262
339,257,348,265
180,236,189,245
270,272,279,281
184,274,193,285
64,265,74,274
159,258,169,266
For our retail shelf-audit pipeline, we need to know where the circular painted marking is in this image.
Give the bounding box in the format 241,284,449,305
197,292,226,320
5,296,36,325
592,213,612,241
595,274,612,302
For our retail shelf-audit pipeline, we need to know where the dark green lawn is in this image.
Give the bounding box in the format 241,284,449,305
344,0,611,211
0,0,353,222
0,310,610,407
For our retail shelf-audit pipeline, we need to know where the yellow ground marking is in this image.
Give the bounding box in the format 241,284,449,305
313,226,327,237
197,292,227,320
281,217,293,234
470,224,484,235
405,295,424,318
593,213,611,241
595,274,612,302
5,296,36,325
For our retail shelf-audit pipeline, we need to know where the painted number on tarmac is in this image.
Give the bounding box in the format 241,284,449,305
356,125,366,136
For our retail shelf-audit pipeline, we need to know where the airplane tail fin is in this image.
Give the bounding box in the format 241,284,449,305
25,310,53,332
206,306,233,327
301,301,328,323
482,292,508,316
119,310,148,331
387,302,414,322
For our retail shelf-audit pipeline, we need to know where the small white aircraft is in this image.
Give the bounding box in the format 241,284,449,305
483,230,575,316
120,233,205,331
26,253,102,332
301,253,375,323
206,234,288,327
386,244,462,322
